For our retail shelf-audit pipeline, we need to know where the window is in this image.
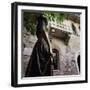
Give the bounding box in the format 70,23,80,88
52,48,59,70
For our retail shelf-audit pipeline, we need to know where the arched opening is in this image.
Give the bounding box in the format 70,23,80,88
52,48,59,70
77,55,80,72
72,23,77,35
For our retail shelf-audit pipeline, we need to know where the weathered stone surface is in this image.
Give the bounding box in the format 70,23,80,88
23,48,33,56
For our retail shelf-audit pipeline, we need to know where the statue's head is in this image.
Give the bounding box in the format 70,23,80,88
37,15,48,30
36,15,49,38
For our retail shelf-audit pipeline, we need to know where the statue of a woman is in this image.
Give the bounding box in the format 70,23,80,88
25,15,53,77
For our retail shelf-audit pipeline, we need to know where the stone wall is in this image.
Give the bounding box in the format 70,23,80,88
51,34,80,75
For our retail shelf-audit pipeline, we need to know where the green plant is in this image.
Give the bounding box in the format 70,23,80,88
24,12,38,35
43,12,66,22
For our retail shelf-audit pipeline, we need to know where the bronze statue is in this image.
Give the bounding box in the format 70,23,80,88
25,15,53,77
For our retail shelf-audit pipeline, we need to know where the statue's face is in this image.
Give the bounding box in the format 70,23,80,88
42,21,50,33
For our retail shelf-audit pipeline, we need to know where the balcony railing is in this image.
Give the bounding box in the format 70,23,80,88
49,21,73,34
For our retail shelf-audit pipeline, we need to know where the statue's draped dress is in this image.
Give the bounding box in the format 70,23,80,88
25,35,52,77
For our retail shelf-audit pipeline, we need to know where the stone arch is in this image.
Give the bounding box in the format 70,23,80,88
75,51,80,74
72,23,77,34
77,54,80,72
